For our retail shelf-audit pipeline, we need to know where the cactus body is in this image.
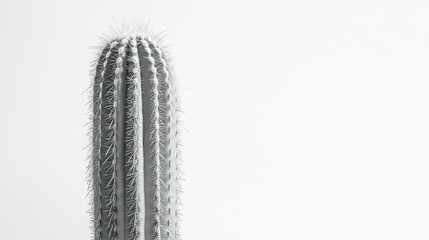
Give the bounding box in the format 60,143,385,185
87,33,182,240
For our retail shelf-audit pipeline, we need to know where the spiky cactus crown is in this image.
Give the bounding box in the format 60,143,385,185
85,27,183,240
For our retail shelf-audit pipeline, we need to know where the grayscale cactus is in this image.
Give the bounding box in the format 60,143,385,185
86,31,183,240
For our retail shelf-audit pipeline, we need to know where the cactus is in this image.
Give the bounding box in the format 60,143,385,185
86,30,182,240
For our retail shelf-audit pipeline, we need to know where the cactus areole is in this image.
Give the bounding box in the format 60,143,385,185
87,33,182,240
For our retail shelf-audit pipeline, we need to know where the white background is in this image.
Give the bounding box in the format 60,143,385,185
1,0,429,239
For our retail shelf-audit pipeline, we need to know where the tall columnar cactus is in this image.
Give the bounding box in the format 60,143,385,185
86,32,182,240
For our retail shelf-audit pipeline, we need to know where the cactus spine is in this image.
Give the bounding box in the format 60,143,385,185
87,32,182,240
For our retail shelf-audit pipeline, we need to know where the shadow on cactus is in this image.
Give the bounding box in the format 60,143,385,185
86,27,183,240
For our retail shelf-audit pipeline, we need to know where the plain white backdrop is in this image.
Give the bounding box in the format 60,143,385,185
1,0,429,239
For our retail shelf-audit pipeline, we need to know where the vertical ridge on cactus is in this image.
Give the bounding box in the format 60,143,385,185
87,29,182,240
139,38,163,240
148,42,177,240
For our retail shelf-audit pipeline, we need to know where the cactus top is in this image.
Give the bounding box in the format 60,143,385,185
87,33,182,240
